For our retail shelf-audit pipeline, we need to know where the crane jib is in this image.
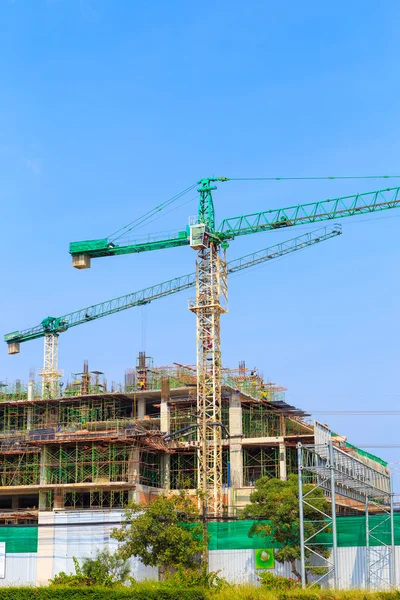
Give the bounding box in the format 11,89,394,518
5,226,341,349
218,195,400,238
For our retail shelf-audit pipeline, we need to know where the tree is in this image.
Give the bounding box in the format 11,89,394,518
111,493,206,578
241,474,331,582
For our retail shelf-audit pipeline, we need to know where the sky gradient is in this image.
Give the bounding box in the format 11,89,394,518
1,1,400,485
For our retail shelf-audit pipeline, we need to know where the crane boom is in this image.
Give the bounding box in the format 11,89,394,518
69,231,189,268
5,225,341,350
218,186,400,239
69,186,400,268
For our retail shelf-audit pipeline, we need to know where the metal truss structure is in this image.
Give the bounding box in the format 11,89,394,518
38,334,63,399
298,422,395,590
189,242,228,517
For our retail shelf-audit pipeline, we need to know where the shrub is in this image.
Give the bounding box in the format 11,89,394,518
0,584,207,600
165,567,230,591
49,551,133,587
257,572,299,590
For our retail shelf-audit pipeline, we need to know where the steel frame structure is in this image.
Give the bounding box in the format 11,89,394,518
38,334,63,400
189,242,228,517
298,422,395,590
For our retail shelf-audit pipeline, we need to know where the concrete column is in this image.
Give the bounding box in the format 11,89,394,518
53,490,64,509
40,446,48,486
36,512,55,585
128,448,140,502
27,380,34,402
279,441,287,481
11,496,18,510
26,408,33,431
39,446,49,510
160,377,170,433
38,492,48,511
229,393,243,489
160,455,170,491
137,396,146,420
160,379,171,491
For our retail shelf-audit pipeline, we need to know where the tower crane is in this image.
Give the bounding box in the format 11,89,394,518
5,226,341,399
67,179,400,517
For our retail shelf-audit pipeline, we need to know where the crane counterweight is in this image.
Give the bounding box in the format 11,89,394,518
72,254,91,269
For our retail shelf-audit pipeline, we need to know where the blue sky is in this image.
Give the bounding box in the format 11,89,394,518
2,0,400,483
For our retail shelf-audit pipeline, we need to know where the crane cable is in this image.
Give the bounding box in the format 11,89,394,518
108,182,198,242
227,175,400,182
107,175,400,243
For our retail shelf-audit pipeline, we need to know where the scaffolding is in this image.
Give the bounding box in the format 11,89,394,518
242,403,311,439
0,362,291,402
243,447,280,485
298,422,395,590
0,395,136,433
170,453,197,489
63,489,129,510
0,450,40,487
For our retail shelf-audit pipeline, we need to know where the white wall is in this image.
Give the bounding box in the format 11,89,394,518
0,510,396,589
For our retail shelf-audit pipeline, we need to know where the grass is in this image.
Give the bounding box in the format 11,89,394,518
211,587,400,600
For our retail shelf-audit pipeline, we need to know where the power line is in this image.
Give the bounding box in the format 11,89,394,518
346,445,400,449
305,410,400,415
228,175,400,182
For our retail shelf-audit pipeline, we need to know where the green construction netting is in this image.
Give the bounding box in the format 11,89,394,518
0,527,38,553
208,515,398,550
330,433,387,467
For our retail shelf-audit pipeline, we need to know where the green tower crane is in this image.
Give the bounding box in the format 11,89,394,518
67,179,400,518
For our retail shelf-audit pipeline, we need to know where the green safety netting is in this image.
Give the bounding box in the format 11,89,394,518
330,433,387,467
0,527,38,553
208,515,399,550
0,517,396,554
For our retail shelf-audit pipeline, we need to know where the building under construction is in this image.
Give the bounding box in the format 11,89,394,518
0,352,389,525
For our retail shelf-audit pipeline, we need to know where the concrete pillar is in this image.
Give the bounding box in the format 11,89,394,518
160,377,170,434
39,446,50,511
53,490,64,509
137,396,146,420
128,447,140,502
26,408,33,431
161,455,170,491
160,378,170,491
36,512,55,585
27,380,34,402
40,446,48,486
11,496,18,510
229,393,243,489
38,492,48,511
279,441,287,480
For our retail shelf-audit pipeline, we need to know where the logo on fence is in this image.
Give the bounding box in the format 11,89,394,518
255,548,275,569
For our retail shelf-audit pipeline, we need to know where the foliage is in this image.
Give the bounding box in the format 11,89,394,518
241,474,331,581
0,586,207,600
4,586,400,600
112,492,206,573
165,566,230,591
257,572,299,589
211,589,400,600
50,550,133,587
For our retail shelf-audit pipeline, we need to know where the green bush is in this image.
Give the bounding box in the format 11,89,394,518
0,585,207,600
257,572,299,590
165,567,230,591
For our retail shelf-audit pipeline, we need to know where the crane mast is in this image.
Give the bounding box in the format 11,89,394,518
189,242,227,516
39,334,62,399
189,178,228,517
